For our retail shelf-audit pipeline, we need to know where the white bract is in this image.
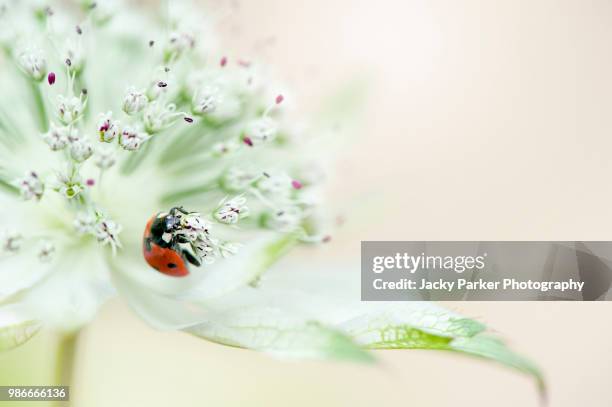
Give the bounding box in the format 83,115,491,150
0,1,540,386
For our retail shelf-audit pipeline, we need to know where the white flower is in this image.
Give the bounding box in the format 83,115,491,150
57,94,86,125
164,31,195,61
211,140,240,157
142,101,181,133
16,171,44,201
192,82,242,123
122,87,148,115
1,231,22,253
264,205,303,231
0,2,538,384
243,117,278,146
42,123,69,151
70,138,94,163
214,196,249,224
97,112,119,143
54,168,84,200
63,37,85,74
94,149,116,170
257,172,293,200
220,167,257,192
119,125,148,151
146,67,173,101
17,47,46,81
192,84,220,114
37,241,55,263
74,212,96,234
93,218,122,253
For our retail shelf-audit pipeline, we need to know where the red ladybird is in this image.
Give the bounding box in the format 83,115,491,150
143,207,201,277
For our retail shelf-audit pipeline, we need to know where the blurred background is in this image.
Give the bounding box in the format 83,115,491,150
3,0,612,405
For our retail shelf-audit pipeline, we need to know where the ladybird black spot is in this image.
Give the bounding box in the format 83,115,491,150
167,263,177,269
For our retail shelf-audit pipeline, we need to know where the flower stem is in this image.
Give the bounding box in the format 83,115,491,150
29,80,48,132
54,331,79,405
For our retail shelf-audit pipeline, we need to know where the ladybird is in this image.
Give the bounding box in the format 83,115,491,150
143,207,201,277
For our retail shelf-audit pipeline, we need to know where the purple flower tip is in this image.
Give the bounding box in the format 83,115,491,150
47,72,56,85
275,94,284,104
220,56,228,67
291,180,303,189
184,117,194,123
243,136,253,147
86,179,95,186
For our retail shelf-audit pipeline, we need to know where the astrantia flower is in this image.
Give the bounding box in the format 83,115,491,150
0,0,542,391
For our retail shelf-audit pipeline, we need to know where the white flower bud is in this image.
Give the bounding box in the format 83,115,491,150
219,242,241,258
94,149,116,170
38,241,55,263
175,213,210,242
70,138,93,162
1,231,22,253
192,85,220,114
42,123,70,151
165,31,195,61
214,196,249,224
55,170,83,200
74,213,96,234
146,67,173,101
57,95,86,124
17,48,46,81
211,140,240,157
63,37,85,74
257,172,293,199
119,125,148,151
143,101,180,133
94,219,122,252
193,236,218,264
122,87,148,115
16,171,44,201
265,205,303,231
220,167,257,192
244,117,278,146
97,111,119,142
192,85,242,122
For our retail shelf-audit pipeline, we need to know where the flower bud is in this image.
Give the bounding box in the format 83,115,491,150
63,38,85,74
220,167,257,192
97,111,119,142
38,241,55,263
74,213,96,234
119,125,148,151
17,171,44,201
55,170,83,200
17,48,46,81
1,231,22,253
264,205,303,232
243,117,278,146
164,31,195,61
122,88,148,115
57,95,86,124
94,149,116,170
257,172,293,199
94,219,122,252
142,101,179,133
70,138,94,162
42,123,69,151
214,196,249,224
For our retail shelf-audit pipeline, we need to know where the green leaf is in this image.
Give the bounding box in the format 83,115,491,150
0,306,40,352
187,313,374,363
0,321,39,351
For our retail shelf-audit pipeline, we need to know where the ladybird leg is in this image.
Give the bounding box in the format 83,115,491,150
183,249,201,267
175,235,190,244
